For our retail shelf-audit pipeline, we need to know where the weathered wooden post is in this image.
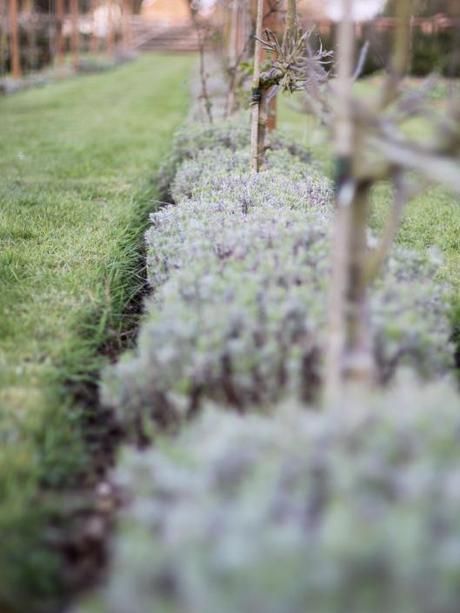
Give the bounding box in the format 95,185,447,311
106,0,114,57
0,0,5,75
90,0,99,54
228,0,240,68
122,0,132,53
325,0,366,403
250,0,264,171
325,0,413,402
9,0,21,77
70,0,79,69
56,0,65,65
251,0,300,170
264,0,282,131
227,0,250,115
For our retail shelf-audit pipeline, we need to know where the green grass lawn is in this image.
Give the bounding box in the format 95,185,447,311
278,84,460,323
0,53,193,611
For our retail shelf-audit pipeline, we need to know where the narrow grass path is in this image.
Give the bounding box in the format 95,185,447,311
0,53,193,611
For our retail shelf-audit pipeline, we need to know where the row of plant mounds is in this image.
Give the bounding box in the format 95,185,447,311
101,116,453,433
75,113,460,613
82,376,460,613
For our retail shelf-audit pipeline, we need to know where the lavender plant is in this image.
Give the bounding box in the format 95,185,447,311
102,119,453,433
89,377,460,613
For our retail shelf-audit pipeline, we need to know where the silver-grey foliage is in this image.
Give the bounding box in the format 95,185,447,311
90,378,460,613
101,119,453,429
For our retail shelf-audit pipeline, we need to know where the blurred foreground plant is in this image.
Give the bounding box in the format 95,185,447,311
320,0,460,401
83,376,460,613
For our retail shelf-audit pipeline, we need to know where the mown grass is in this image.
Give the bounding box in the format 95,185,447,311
278,81,460,347
0,53,193,611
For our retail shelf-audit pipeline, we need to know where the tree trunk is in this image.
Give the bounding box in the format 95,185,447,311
8,0,21,78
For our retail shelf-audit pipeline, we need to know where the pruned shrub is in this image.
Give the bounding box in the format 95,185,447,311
90,378,460,613
103,201,331,428
101,119,453,430
156,116,251,199
157,116,313,201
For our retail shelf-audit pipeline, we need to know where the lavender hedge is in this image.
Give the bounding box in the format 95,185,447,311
77,99,460,613
90,378,460,613
101,118,453,430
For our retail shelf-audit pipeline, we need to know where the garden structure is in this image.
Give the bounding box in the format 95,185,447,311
0,1,460,612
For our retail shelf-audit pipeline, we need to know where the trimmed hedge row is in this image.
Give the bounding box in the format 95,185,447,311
92,377,460,613
81,112,460,613
101,118,453,431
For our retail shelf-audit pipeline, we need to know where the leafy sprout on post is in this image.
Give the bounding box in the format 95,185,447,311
250,0,333,172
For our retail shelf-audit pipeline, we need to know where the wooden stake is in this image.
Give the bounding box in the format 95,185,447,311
70,0,79,70
286,0,297,34
227,0,247,115
56,0,65,65
325,0,358,403
236,0,249,59
90,0,98,54
264,0,281,131
122,0,132,52
8,0,21,78
228,0,239,68
0,0,7,75
250,0,264,171
107,0,114,57
23,0,36,72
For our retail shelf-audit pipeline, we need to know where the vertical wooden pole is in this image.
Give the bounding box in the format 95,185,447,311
264,0,281,131
235,0,245,59
24,0,37,72
250,0,264,171
9,0,21,77
325,0,356,403
226,0,241,114
56,0,65,65
286,0,296,33
228,0,239,67
90,0,98,54
221,0,231,56
122,0,131,52
106,0,114,57
70,0,79,70
89,0,99,53
0,0,7,74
